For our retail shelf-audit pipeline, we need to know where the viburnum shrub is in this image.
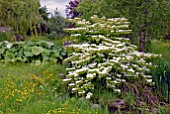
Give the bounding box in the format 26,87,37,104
63,15,159,99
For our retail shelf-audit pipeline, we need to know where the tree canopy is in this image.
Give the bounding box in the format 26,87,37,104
77,0,170,52
0,0,40,35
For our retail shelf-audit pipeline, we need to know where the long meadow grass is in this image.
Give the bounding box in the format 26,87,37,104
149,40,170,103
0,63,108,114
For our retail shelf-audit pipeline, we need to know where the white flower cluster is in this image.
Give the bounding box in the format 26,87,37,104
64,15,132,37
63,15,160,99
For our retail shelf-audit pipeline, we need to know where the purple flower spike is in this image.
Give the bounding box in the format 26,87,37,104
65,0,79,19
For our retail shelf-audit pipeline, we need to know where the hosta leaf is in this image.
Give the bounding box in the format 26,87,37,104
26,41,36,46
42,55,49,61
5,52,15,60
38,41,54,48
34,60,41,66
31,46,45,56
52,51,60,57
0,40,66,64
0,49,5,55
24,51,33,57
61,51,67,56
58,56,63,60
12,58,23,63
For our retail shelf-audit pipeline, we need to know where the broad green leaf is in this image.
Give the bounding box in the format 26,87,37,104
5,52,15,60
31,46,45,56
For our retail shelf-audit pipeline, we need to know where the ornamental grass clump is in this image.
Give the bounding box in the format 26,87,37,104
63,15,159,99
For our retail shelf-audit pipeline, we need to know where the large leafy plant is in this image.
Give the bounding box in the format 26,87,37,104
0,40,66,64
63,15,159,99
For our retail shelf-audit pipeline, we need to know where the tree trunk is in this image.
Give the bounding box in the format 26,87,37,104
139,26,146,52
139,0,147,52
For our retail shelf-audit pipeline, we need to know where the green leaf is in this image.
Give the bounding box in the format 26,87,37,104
5,52,15,60
24,51,33,57
31,46,45,56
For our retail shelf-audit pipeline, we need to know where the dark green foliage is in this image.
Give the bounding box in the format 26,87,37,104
39,6,50,22
45,8,68,39
151,58,170,103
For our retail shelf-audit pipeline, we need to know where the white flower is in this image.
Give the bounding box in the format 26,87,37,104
78,91,85,95
143,75,152,78
121,64,128,70
63,78,72,82
87,92,93,96
86,95,91,99
121,79,126,82
86,73,96,79
113,80,119,84
71,34,81,37
68,83,75,87
88,62,97,68
86,92,93,99
107,84,115,88
72,88,78,91
7,43,12,49
138,59,145,64
114,89,121,92
116,30,132,32
106,77,112,80
128,68,135,73
76,80,82,84
146,79,152,83
117,74,122,77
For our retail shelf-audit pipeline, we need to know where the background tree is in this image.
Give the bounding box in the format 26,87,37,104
34,6,50,36
0,0,40,36
77,0,170,52
39,6,50,22
46,8,68,38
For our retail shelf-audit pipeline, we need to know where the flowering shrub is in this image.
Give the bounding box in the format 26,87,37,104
63,15,159,99
65,15,132,39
